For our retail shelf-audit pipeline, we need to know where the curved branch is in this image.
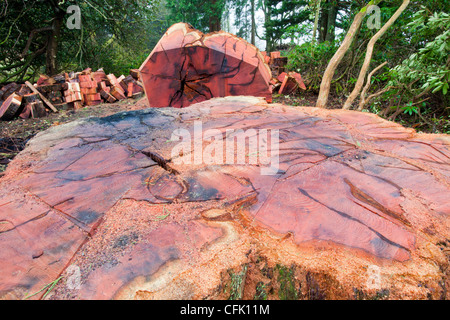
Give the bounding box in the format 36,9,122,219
316,7,368,108
343,0,411,110
357,61,387,111
19,27,53,59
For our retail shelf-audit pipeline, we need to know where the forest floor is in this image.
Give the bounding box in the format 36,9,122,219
0,93,448,175
0,98,149,174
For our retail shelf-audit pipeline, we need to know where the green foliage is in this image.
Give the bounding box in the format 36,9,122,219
226,265,248,300
165,0,226,33
0,0,164,82
401,102,419,116
276,264,298,300
387,10,450,97
264,0,311,50
286,41,338,89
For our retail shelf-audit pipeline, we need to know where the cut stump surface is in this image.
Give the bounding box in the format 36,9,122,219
0,96,449,300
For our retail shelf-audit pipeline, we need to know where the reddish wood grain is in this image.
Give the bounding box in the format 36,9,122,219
0,97,449,300
139,23,272,108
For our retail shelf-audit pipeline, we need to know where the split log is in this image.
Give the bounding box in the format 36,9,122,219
127,82,133,98
277,72,287,83
25,81,58,113
0,94,22,120
73,101,83,110
272,57,288,67
30,101,47,118
291,72,307,91
93,69,107,83
279,75,298,95
139,22,272,108
110,86,126,101
130,69,140,80
23,93,40,104
269,51,281,64
100,89,117,103
107,74,119,87
19,104,32,119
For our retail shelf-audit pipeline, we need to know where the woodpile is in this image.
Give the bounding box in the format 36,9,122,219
261,51,307,95
0,68,144,121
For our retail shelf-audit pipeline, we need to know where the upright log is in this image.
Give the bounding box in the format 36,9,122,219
139,23,272,108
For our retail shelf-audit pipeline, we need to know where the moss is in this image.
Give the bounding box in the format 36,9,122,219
226,264,248,300
254,281,268,300
276,264,298,300
353,288,390,300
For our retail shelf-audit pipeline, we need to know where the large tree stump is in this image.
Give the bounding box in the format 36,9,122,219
0,97,449,300
139,23,272,108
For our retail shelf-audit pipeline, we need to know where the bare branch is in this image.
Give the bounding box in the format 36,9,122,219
19,27,53,59
357,61,388,111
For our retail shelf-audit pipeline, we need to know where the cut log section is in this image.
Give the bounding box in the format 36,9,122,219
130,69,140,80
0,94,22,120
279,75,298,95
139,22,272,108
30,101,47,118
25,81,58,113
100,89,117,103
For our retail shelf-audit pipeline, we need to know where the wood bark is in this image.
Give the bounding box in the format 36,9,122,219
45,9,65,75
325,1,338,42
251,0,256,46
343,0,410,110
312,0,322,44
358,61,387,111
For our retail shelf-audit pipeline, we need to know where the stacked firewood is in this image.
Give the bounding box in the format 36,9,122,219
0,68,144,121
260,51,307,95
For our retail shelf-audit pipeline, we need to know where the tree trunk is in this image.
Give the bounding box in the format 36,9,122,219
316,7,369,108
251,0,256,45
208,0,222,32
319,0,328,43
325,1,338,42
209,17,221,32
343,0,410,110
45,10,65,76
312,0,322,44
265,1,273,52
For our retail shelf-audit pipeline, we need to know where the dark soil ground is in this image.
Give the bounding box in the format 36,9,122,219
1,92,448,175
0,98,149,174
